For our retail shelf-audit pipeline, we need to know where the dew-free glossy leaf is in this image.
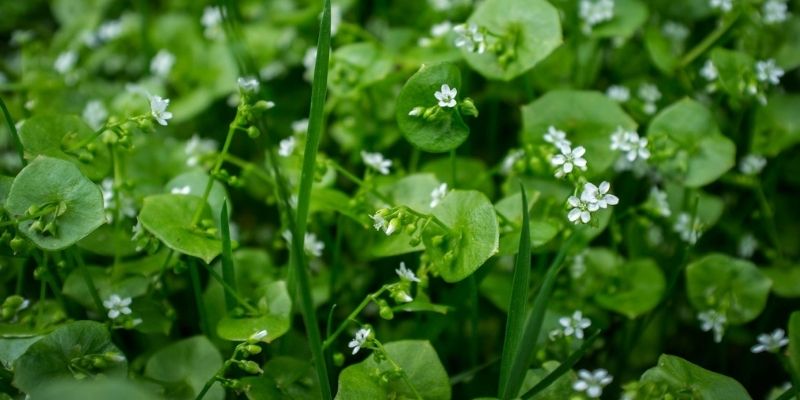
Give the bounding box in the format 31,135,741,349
138,194,220,263
6,156,105,251
595,258,665,319
639,354,751,399
144,336,223,400
62,266,148,310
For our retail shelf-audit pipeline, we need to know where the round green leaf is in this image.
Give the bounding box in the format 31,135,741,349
521,90,637,174
370,174,440,258
166,169,230,228
462,0,562,81
752,94,800,157
495,192,559,256
217,281,291,343
33,378,159,400
685,253,771,324
639,354,750,400
648,99,735,187
6,156,106,251
18,114,111,180
138,194,220,263
13,321,127,395
761,265,800,298
335,340,450,400
396,63,468,153
144,336,223,400
62,266,149,310
595,258,665,319
424,190,499,283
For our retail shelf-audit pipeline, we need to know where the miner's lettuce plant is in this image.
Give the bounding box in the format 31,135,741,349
0,0,798,399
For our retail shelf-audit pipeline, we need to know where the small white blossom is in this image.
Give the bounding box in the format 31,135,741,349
756,59,784,86
709,0,733,12
248,329,268,342
149,95,173,126
610,127,650,162
700,60,719,81
408,107,424,117
579,0,615,32
430,183,448,208
543,126,571,149
398,291,413,302
638,83,661,115
453,23,486,54
763,1,789,24
101,178,115,211
751,328,789,353
431,21,453,37
662,21,689,42
259,62,286,81
150,49,176,78
396,262,421,283
348,328,371,355
82,100,108,131
559,311,592,339
292,119,309,134
202,6,223,39
551,145,587,178
501,149,525,175
738,233,758,258
361,151,392,175
171,185,191,195
698,310,727,343
237,76,260,93
649,187,671,217
674,212,702,244
330,5,342,36
434,84,458,108
97,19,124,42
739,154,767,175
567,196,592,224
573,369,613,398
606,85,630,102
370,212,387,231
304,233,325,257
278,136,297,157
54,51,78,74
103,294,132,319
185,135,217,167
581,181,619,212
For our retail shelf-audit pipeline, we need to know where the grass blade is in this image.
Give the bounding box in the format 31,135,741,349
503,232,578,398
219,202,236,312
519,330,601,399
0,96,26,167
498,185,532,398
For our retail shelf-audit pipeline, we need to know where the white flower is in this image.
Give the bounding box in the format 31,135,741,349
751,328,789,353
756,59,784,85
150,49,175,78
330,5,342,36
82,100,108,130
543,126,571,149
698,310,727,343
408,107,424,117
97,19,124,42
103,294,132,319
579,0,615,32
610,127,650,162
739,154,767,175
398,291,413,302
638,83,661,109
292,119,309,134
453,23,486,54
54,51,78,74
709,0,733,12
304,233,325,257
278,136,297,157
237,76,260,93
185,135,217,167
662,21,689,42
171,185,191,195
249,329,268,342
501,149,525,175
260,62,286,81
606,85,630,102
430,183,448,208
674,212,702,244
149,95,173,126
573,369,613,398
567,196,592,224
559,311,592,339
370,212,387,231
361,151,392,175
431,21,453,37
763,1,789,24
202,6,223,39
700,60,719,81
396,262,421,283
348,328,371,355
649,187,671,217
738,233,758,258
551,145,588,178
434,84,458,108
581,181,619,212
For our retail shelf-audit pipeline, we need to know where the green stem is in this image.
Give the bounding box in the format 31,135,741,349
754,182,783,258
449,150,457,188
192,125,237,225
219,202,237,312
679,12,740,68
200,262,259,314
73,249,105,316
322,286,388,350
0,96,26,167
374,340,423,400
111,146,124,276
329,161,394,205
780,354,800,400
189,261,211,335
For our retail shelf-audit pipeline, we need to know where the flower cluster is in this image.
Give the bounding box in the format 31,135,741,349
361,151,392,175
567,182,619,224
610,127,650,163
453,23,486,54
573,369,613,398
579,0,615,33
709,0,733,13
674,212,702,244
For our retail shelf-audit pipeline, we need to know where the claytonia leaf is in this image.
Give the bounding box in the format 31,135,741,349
710,48,756,100
166,170,231,228
62,266,148,311
495,191,559,256
6,156,106,251
13,321,127,395
240,357,321,400
144,336,223,400
637,354,750,399
370,174,440,258
33,379,158,400
396,63,469,153
423,190,499,283
335,340,450,400
762,265,800,298
217,281,292,343
685,253,771,325
461,0,562,81
138,194,221,263
594,258,665,319
752,94,800,157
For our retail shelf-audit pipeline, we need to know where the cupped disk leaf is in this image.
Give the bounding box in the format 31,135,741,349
217,281,291,343
462,0,562,81
144,336,223,400
396,63,469,153
685,253,771,324
424,190,499,283
6,156,105,251
138,194,220,263
639,354,750,400
594,258,665,319
336,340,450,400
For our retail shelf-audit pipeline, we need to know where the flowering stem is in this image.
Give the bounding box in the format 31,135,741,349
110,146,124,276
192,124,237,226
0,96,26,167
322,285,388,350
373,340,423,400
72,249,105,317
400,206,451,233
199,262,259,314
328,160,393,205
679,12,740,68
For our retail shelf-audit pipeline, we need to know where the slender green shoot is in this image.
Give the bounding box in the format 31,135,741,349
519,330,602,399
498,186,532,398
219,202,237,312
0,96,26,167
